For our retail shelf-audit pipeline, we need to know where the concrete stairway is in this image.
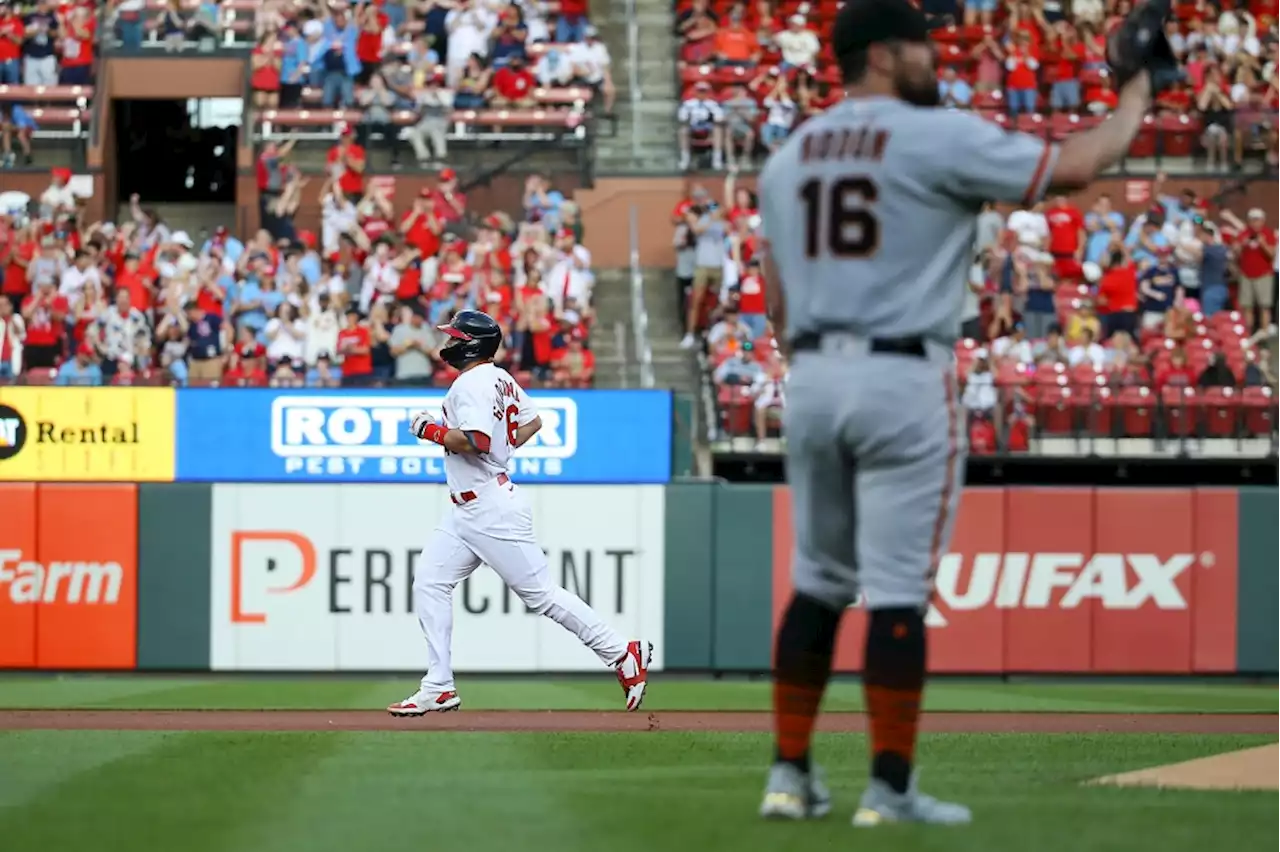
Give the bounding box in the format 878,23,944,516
590,267,700,393
590,0,680,173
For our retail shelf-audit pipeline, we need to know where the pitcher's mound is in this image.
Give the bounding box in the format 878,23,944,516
1090,743,1278,791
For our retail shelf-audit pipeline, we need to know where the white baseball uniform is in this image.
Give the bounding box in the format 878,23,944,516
411,362,628,694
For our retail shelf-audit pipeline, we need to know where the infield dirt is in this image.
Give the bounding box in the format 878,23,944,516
0,710,1274,734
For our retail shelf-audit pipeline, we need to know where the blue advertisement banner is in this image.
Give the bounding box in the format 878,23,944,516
175,389,672,483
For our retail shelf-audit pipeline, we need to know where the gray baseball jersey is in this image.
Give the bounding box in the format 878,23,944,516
761,97,1060,613
759,98,1060,344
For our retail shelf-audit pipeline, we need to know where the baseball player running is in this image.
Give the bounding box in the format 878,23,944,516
387,310,652,715
756,0,1176,828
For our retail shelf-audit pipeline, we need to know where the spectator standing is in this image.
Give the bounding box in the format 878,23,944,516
1044,194,1085,279
445,0,496,87
1020,252,1058,340
760,72,798,152
265,301,305,367
19,275,65,369
1049,22,1082,113
1226,208,1277,332
389,302,437,384
961,349,998,414
676,0,719,65
59,4,94,86
327,126,367,199
672,190,700,316
303,291,340,364
320,7,360,108
0,2,21,86
355,0,391,84
159,0,185,52
0,293,23,377
431,168,468,232
112,0,146,52
1008,201,1048,250
337,305,374,386
1196,66,1236,169
490,10,529,69
680,201,726,348
185,300,224,382
96,289,150,375
735,257,768,338
1096,247,1139,340
21,0,57,86
1196,218,1231,316
1138,255,1180,331
1005,31,1039,116
677,81,725,171
1083,194,1124,264
279,20,309,108
360,239,400,313
251,31,283,110
523,174,564,229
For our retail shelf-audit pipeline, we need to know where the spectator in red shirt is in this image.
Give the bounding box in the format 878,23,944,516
20,277,67,369
1155,346,1195,391
224,341,269,387
1045,194,1085,278
337,305,374,385
1095,247,1139,341
1230,208,1277,331
250,31,283,110
2,221,34,301
327,126,367,199
1048,22,1082,113
58,4,94,85
492,55,537,107
0,4,22,85
735,257,768,337
1005,31,1040,116
432,168,468,226
400,189,443,257
355,2,389,84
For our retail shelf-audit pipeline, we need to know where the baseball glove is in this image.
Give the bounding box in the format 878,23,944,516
1106,0,1182,96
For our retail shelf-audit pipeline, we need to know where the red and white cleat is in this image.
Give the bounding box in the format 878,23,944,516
614,641,653,712
387,690,462,716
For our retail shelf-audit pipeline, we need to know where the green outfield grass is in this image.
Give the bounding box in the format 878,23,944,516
0,730,1275,852
0,675,1276,712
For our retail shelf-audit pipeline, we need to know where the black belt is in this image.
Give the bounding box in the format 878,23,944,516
790,332,928,359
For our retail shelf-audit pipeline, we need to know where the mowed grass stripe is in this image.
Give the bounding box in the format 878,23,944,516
0,732,1274,852
0,731,165,810
0,731,342,852
0,677,1275,713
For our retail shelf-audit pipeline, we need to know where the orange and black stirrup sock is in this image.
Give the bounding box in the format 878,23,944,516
862,607,926,794
772,592,843,773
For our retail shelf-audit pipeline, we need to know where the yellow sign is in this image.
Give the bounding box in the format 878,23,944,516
0,388,176,482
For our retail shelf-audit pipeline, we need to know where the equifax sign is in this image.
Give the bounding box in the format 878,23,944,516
0,549,124,604
925,552,1205,627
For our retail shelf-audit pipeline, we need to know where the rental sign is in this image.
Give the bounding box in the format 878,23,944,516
771,487,1239,673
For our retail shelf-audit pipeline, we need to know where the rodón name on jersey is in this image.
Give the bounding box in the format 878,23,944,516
759,98,1060,345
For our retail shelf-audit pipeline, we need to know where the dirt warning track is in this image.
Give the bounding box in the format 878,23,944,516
0,710,1274,734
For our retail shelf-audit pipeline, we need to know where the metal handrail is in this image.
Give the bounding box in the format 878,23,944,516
626,0,640,161
628,204,655,388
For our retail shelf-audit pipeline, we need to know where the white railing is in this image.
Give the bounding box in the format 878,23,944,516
626,0,641,160
629,204,655,388
614,321,630,388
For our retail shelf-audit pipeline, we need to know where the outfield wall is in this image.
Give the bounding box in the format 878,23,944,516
0,483,1275,674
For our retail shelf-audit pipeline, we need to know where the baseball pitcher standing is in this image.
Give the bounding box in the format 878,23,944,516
757,0,1177,827
387,310,652,716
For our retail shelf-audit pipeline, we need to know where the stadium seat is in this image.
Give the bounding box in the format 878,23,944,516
1199,387,1241,438
1241,387,1277,436
1035,384,1075,434
1161,385,1198,438
1116,386,1155,437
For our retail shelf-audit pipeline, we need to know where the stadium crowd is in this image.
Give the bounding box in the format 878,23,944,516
0,166,599,388
675,0,1279,172
680,172,1279,448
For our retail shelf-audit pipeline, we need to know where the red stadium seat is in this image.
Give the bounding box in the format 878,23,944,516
1128,115,1158,158
1161,385,1198,438
1035,384,1075,434
1071,383,1114,436
1199,387,1241,438
1241,387,1277,436
1116,386,1155,437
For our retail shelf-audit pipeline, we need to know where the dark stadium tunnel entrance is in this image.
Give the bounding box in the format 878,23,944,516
114,99,239,235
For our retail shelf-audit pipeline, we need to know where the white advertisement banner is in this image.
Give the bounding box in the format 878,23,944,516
209,484,665,671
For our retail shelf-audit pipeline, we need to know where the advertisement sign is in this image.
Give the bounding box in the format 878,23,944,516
209,484,666,671
176,389,672,484
0,388,176,482
0,483,138,669
771,487,1239,673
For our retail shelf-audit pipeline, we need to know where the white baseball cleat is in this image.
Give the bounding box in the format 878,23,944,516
387,690,462,716
614,640,653,711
